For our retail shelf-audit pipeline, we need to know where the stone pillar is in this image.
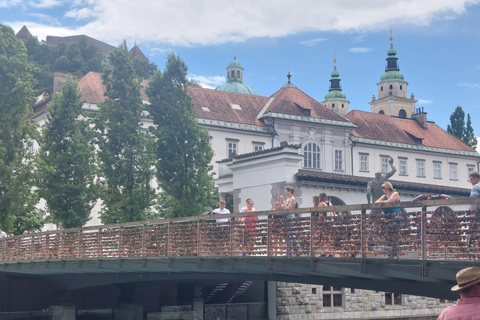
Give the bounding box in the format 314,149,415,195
49,305,75,320
193,285,204,320
267,281,277,320
114,304,143,320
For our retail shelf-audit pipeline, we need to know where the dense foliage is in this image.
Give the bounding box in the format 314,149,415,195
38,75,98,228
95,42,157,224
447,106,477,149
146,53,218,218
0,24,43,233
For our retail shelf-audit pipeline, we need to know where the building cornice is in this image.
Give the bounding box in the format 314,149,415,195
351,136,480,157
197,118,270,133
264,112,357,128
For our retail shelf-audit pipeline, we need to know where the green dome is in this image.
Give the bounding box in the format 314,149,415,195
324,90,346,101
216,81,259,95
380,70,404,82
227,59,243,69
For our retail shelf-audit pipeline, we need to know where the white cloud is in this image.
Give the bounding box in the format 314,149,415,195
417,99,433,105
0,0,21,7
29,0,64,8
457,82,480,89
349,47,371,53
65,7,97,20
10,0,480,46
150,47,174,56
298,38,327,47
189,75,225,88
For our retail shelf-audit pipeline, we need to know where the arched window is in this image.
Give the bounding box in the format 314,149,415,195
389,84,393,90
303,142,321,169
381,86,383,92
332,103,335,109
341,104,344,108
398,109,407,118
237,70,240,78
328,196,349,216
400,85,403,90
378,110,385,115
231,70,234,78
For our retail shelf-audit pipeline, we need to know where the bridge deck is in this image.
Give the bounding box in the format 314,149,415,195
0,198,479,299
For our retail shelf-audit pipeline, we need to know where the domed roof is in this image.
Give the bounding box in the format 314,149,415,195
324,90,346,101
216,81,259,95
227,59,243,69
380,70,404,82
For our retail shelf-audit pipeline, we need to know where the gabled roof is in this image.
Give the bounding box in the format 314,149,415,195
46,35,116,56
345,110,475,152
78,72,107,104
129,45,147,60
263,86,350,123
188,87,269,126
68,72,352,129
16,26,32,41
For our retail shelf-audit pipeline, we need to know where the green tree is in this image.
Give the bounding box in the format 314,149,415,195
95,42,156,224
146,53,217,218
132,57,157,80
0,24,43,233
38,75,98,229
447,106,477,149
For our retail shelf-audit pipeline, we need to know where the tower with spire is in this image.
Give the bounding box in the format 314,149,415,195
369,32,417,118
322,55,350,116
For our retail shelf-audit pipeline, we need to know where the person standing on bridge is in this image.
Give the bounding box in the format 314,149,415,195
468,172,480,212
375,182,402,259
437,266,480,320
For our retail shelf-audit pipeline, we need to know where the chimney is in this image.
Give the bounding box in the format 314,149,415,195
413,107,428,129
53,71,68,94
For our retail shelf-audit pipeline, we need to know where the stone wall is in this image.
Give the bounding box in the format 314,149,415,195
276,282,454,320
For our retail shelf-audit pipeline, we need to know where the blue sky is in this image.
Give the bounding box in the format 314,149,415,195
2,0,480,133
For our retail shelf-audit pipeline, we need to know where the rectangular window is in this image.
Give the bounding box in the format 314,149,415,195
226,139,238,158
450,163,458,180
381,157,390,173
417,160,425,177
322,286,343,308
399,158,407,176
360,154,369,172
252,141,264,152
433,162,442,179
468,165,475,174
335,150,343,171
385,293,402,306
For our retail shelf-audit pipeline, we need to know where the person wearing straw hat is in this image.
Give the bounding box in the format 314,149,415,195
437,267,480,319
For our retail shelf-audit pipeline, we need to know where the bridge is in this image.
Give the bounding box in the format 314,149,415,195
1,198,480,304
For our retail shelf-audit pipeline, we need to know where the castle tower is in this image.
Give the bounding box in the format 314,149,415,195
322,56,349,116
369,34,417,118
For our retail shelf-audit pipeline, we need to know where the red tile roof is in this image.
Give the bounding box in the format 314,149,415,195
265,86,349,123
78,72,106,104
187,87,270,126
345,110,475,152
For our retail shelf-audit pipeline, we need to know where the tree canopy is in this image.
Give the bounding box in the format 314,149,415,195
38,74,98,229
0,24,43,233
146,53,217,218
447,106,477,149
95,42,157,224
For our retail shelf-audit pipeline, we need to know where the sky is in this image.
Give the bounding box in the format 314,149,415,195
2,0,480,133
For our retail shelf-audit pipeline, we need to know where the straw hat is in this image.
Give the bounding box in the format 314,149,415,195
451,267,480,291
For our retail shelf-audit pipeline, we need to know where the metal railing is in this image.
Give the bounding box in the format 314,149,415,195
1,198,479,262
